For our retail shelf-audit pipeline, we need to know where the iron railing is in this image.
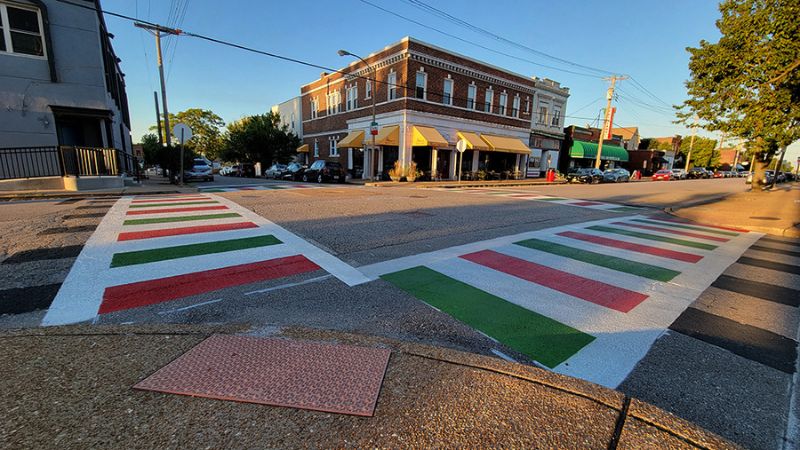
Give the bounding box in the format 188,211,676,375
0,146,140,181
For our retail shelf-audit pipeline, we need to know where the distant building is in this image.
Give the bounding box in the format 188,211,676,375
0,0,134,190
297,37,569,180
271,96,303,139
559,125,629,172
610,127,640,151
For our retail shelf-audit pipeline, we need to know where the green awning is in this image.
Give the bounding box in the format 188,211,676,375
569,140,629,162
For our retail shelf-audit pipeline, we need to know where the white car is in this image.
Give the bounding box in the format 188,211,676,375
671,168,687,180
183,158,214,181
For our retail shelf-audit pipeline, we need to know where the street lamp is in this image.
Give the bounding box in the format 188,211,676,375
339,49,377,180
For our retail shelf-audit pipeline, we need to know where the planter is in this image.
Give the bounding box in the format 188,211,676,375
390,175,401,182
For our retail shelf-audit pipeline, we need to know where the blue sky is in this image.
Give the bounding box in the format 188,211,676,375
106,0,798,164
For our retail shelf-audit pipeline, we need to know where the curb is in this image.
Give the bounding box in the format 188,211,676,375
364,180,567,188
664,209,800,237
0,189,186,201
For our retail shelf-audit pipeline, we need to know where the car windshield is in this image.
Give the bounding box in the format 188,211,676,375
657,170,670,174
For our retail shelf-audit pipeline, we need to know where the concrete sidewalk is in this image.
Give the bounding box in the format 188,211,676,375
0,324,737,448
671,182,800,237
0,176,194,200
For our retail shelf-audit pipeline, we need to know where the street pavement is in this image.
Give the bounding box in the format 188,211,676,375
0,177,796,449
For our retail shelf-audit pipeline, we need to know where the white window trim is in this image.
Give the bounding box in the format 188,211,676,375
512,94,521,118
387,70,397,101
499,92,508,116
467,83,477,110
538,106,549,125
365,79,372,100
310,97,319,119
0,3,47,60
329,136,339,157
415,69,427,100
525,96,531,115
551,108,561,127
484,87,494,114
442,77,453,106
313,139,319,158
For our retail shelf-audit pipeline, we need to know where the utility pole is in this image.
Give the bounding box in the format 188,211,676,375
595,75,627,169
136,22,181,148
153,91,163,147
684,117,698,172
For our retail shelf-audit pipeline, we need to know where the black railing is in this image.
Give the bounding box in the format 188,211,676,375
0,146,139,181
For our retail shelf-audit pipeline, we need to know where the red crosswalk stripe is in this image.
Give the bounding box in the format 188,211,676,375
117,222,259,241
557,231,703,263
612,221,729,242
126,205,229,215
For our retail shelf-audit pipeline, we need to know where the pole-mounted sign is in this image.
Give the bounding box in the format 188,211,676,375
173,123,193,185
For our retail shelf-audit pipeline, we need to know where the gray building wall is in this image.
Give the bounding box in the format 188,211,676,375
271,96,303,139
0,0,131,152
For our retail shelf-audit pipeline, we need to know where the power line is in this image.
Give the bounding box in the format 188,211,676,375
357,0,604,79
628,76,672,108
402,0,615,76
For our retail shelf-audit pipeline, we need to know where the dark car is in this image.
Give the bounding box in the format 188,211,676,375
302,160,345,183
602,168,630,183
566,168,604,184
282,162,307,181
687,167,710,179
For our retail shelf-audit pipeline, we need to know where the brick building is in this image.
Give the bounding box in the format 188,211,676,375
297,37,569,180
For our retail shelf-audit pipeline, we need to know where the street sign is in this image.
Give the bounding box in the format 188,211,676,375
456,138,467,153
370,121,378,136
173,123,193,144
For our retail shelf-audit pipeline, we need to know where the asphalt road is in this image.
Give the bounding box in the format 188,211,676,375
0,177,795,449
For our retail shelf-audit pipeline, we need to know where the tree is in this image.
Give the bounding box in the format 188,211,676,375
677,0,800,190
222,111,300,167
679,136,719,168
139,133,160,166
151,108,226,160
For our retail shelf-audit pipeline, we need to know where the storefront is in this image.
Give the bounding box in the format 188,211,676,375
295,144,310,165
567,140,629,170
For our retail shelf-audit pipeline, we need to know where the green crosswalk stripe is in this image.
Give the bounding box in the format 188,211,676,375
110,235,282,267
382,266,595,368
123,212,240,225
586,225,718,250
515,238,680,282
631,219,739,236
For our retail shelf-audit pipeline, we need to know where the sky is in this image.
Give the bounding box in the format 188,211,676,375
104,0,799,166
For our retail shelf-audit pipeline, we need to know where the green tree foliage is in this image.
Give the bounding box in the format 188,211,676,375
679,136,719,168
151,108,226,160
153,145,197,183
678,0,799,189
222,111,300,167
642,139,674,151
139,133,160,166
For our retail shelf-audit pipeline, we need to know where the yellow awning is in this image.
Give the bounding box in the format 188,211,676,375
479,134,531,155
296,144,309,153
456,131,489,151
412,125,449,147
373,125,400,146
338,130,365,148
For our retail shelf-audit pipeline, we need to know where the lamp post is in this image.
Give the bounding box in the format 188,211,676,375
338,49,377,180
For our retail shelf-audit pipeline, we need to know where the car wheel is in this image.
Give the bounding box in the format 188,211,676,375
317,174,323,183
302,174,308,182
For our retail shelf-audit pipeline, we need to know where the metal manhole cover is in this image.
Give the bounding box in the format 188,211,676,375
749,216,779,220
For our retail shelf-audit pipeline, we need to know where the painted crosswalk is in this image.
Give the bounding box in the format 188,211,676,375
439,187,650,213
359,214,761,388
197,183,319,193
41,193,368,326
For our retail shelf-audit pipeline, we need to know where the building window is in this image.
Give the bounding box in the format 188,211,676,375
467,84,476,110
313,139,319,158
484,88,494,113
0,3,45,57
329,136,339,157
387,71,398,100
290,112,295,130
499,92,508,116
551,109,561,127
326,90,342,115
310,97,319,119
512,95,521,118
365,79,372,99
525,96,531,115
538,106,549,125
442,78,453,106
346,85,358,111
415,70,427,99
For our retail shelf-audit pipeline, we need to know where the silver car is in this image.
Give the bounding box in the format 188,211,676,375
183,158,214,182
671,168,687,180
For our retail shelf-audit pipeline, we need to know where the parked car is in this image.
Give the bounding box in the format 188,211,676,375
264,163,288,179
182,158,214,182
302,160,346,183
711,170,724,179
652,169,673,181
602,168,631,183
566,168,604,184
687,167,710,179
671,168,687,180
282,162,307,181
